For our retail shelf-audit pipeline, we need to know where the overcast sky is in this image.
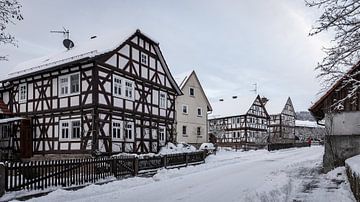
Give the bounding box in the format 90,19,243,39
0,0,330,112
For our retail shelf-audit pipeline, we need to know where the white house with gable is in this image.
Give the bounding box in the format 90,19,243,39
174,70,212,144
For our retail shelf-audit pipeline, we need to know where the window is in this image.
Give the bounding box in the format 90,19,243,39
61,122,69,139
19,83,27,102
113,76,134,100
60,77,69,95
182,125,187,135
59,119,81,140
159,126,166,142
237,118,240,124
189,87,195,96
59,73,80,96
72,120,81,139
1,124,10,138
182,105,188,114
125,122,134,141
159,92,167,109
197,107,203,117
112,120,122,140
141,53,147,64
197,127,201,136
70,74,80,93
125,80,134,99
113,76,122,97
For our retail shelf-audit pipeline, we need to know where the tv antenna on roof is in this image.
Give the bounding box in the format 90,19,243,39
50,27,74,50
250,83,257,95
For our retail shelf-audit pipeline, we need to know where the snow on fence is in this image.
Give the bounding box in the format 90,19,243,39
345,155,360,201
2,151,205,193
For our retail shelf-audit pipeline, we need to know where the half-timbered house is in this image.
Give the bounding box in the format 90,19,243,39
174,70,212,145
0,29,182,159
208,95,269,144
309,62,360,172
267,97,296,144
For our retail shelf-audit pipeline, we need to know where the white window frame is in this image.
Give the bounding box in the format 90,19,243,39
159,92,167,109
112,75,135,101
197,107,203,117
124,80,134,100
125,122,135,141
19,83,27,103
58,72,80,97
59,119,81,141
159,126,166,144
182,105,188,114
189,87,195,97
113,75,123,97
112,120,123,140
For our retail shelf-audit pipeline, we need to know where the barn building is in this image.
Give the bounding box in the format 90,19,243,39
309,63,360,172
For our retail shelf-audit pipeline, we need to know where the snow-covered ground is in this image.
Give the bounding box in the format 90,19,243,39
9,146,355,202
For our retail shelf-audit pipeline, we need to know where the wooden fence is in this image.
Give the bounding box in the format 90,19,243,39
267,142,310,151
4,151,205,192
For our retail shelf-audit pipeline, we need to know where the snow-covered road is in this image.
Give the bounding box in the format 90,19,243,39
19,146,355,202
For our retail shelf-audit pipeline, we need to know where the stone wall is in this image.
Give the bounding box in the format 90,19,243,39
324,135,360,172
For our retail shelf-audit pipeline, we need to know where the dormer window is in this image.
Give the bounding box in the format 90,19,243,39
141,53,147,65
189,87,195,97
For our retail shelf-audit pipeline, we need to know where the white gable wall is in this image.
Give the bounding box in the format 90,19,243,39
176,73,209,144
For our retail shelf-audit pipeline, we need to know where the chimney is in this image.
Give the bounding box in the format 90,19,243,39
261,97,269,105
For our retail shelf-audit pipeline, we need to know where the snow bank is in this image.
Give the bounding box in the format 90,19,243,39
159,143,197,154
345,154,360,175
199,143,215,150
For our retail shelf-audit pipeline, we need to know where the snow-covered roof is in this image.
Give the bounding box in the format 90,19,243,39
295,120,321,128
209,95,258,119
174,70,194,89
3,29,158,81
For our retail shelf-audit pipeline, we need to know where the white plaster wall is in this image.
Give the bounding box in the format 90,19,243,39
326,111,360,135
175,74,210,144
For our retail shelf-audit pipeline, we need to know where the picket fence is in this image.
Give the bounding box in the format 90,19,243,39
4,151,205,192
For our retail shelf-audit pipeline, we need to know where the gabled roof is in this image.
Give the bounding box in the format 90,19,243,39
174,70,212,111
266,97,294,115
2,30,182,95
209,94,262,119
174,71,193,89
309,62,360,116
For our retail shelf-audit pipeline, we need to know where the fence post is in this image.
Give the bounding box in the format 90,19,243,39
133,157,139,176
163,155,167,168
0,163,5,197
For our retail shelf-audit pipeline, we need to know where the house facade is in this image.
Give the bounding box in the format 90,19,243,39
208,95,269,144
174,70,212,144
309,63,360,172
0,30,182,159
268,97,296,144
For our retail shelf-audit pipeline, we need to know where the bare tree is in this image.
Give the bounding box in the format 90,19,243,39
0,0,23,60
306,0,360,104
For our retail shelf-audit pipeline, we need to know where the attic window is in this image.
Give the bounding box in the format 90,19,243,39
141,53,147,65
189,87,195,96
